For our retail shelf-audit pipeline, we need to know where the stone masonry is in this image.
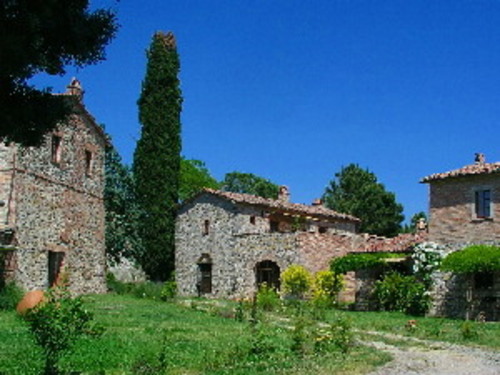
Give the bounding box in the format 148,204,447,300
0,79,107,294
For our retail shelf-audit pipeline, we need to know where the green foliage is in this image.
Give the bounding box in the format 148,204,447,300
133,32,182,281
0,281,23,310
23,287,102,374
314,316,353,354
160,281,177,301
330,252,408,274
412,242,444,287
461,320,479,340
374,272,430,316
312,270,343,307
104,138,144,263
323,164,404,237
441,245,500,274
281,265,312,299
179,158,220,201
256,283,281,311
221,171,280,199
0,0,117,146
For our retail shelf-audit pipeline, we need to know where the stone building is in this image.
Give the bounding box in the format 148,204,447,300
421,153,500,320
175,187,361,298
0,79,107,295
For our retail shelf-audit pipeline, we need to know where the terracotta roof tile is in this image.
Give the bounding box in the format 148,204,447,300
421,161,500,183
201,188,360,222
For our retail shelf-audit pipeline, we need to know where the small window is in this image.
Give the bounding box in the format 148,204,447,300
475,190,491,218
84,150,93,175
250,216,256,225
318,226,327,234
203,220,210,235
270,220,279,232
51,135,62,164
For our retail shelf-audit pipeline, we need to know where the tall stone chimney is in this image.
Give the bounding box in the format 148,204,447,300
277,186,290,203
66,78,84,101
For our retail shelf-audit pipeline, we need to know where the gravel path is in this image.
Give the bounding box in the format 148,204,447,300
363,331,500,375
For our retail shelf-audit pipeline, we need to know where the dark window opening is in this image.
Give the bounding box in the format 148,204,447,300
250,216,256,225
198,263,212,294
85,150,93,175
203,220,210,235
318,226,327,234
474,272,494,289
48,251,64,287
256,260,280,290
270,220,279,232
475,190,491,218
51,135,62,164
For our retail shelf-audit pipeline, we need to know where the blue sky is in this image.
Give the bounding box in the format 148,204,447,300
32,0,500,223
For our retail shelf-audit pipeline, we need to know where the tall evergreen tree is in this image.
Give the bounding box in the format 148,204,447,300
133,32,182,281
323,164,404,237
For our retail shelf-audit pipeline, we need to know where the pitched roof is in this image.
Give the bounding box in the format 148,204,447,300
195,188,360,223
421,161,500,183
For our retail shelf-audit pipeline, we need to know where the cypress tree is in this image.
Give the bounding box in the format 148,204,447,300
133,31,182,281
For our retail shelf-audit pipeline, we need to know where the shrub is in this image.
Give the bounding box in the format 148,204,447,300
312,270,343,307
330,252,408,274
132,282,163,300
314,315,353,354
441,245,500,274
281,265,312,299
412,242,444,287
374,272,430,316
23,286,103,375
0,281,23,310
256,283,281,311
160,281,177,301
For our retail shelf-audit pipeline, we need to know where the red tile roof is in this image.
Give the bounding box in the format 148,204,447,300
421,161,500,183
354,232,427,253
199,188,360,223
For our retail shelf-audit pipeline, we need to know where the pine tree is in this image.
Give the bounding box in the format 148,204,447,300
133,32,182,281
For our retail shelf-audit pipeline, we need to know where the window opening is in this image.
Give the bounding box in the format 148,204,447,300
318,226,327,234
85,150,93,175
203,220,210,235
250,216,256,225
256,260,280,290
270,220,279,232
51,135,62,164
48,251,64,287
475,190,491,218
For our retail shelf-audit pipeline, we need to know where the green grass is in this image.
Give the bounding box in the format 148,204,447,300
333,310,500,349
0,294,388,374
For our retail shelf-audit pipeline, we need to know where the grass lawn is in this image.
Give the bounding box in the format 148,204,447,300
0,294,388,375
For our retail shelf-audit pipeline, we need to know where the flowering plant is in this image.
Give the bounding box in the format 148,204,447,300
412,242,444,287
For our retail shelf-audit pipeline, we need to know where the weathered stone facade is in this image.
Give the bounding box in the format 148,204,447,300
0,80,107,294
175,190,359,298
422,154,500,320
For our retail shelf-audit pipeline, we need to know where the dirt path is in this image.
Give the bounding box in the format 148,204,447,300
363,331,500,375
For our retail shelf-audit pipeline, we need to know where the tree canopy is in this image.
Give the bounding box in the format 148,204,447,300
133,31,182,281
179,158,220,202
323,164,404,237
0,0,118,146
221,171,280,199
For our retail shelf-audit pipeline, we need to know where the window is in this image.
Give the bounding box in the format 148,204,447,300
85,150,93,175
270,220,279,232
475,190,491,218
318,226,327,234
51,135,62,164
250,216,256,225
48,251,64,287
203,220,210,235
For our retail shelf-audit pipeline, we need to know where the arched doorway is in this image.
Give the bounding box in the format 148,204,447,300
197,254,212,295
255,260,280,290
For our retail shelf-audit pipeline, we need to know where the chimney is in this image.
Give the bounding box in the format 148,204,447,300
66,77,84,101
277,186,290,203
312,199,323,206
416,218,427,232
475,153,485,164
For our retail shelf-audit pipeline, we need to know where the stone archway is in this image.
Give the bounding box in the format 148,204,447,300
255,260,280,290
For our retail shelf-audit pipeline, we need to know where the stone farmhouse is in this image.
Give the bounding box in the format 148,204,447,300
175,186,422,299
422,153,500,320
0,79,107,295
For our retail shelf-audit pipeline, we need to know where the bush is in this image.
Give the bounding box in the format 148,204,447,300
0,281,23,310
132,282,163,300
441,245,500,274
256,283,281,311
160,281,177,301
281,265,312,299
312,270,343,307
330,252,408,274
23,286,103,375
314,315,353,354
374,272,430,316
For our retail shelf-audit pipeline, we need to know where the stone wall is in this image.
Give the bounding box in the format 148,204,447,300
428,175,500,244
2,109,107,294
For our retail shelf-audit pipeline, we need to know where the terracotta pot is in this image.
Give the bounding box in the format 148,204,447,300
16,290,45,315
